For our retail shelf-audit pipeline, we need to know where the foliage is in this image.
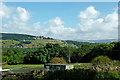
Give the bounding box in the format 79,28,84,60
81,42,120,62
49,57,67,64
65,40,96,47
2,48,25,64
74,63,92,69
2,70,46,80
95,70,120,80
43,69,96,80
2,41,120,64
24,47,48,64
2,33,35,40
110,60,120,66
2,33,54,40
91,56,111,65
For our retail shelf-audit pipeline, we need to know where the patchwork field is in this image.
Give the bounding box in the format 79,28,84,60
2,39,64,48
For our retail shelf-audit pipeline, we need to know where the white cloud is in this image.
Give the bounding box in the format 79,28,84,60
44,17,76,39
79,6,99,19
0,3,12,20
78,6,118,40
0,3,11,32
15,7,30,22
2,4,43,36
1,3,118,40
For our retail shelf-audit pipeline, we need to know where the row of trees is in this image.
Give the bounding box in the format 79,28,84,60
2,42,120,64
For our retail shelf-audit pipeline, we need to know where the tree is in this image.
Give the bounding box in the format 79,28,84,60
91,55,111,65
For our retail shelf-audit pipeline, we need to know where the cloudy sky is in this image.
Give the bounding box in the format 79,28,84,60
1,2,118,40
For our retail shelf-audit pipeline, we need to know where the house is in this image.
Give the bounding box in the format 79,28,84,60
44,63,74,71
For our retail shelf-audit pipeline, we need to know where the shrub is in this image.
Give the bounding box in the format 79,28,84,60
95,70,120,80
110,60,120,66
91,55,111,65
50,57,67,64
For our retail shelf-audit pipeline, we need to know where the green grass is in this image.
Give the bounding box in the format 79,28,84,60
2,64,44,69
2,64,44,73
2,39,64,48
2,63,92,74
2,63,92,70
72,63,93,69
2,40,20,48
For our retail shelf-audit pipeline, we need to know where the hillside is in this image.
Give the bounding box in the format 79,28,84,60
64,40,96,47
2,33,116,48
1,33,36,40
1,33,65,48
1,33,55,40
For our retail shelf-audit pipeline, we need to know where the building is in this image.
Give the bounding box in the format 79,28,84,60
44,63,74,71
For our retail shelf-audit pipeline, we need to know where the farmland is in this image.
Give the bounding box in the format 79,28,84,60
1,33,120,80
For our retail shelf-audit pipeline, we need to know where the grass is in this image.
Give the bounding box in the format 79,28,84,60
2,64,44,69
72,63,93,69
2,64,44,74
2,63,92,74
2,63,92,69
2,63,120,76
2,39,64,48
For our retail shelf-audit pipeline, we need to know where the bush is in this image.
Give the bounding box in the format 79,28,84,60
91,55,111,65
42,69,96,80
50,57,67,64
110,60,120,66
95,70,120,80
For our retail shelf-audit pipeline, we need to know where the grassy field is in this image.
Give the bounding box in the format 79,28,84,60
2,39,64,48
2,63,92,72
2,39,79,49
2,63,93,69
2,64,44,74
2,64,44,69
3,63,119,73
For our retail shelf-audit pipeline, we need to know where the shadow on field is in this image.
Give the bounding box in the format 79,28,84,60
43,69,96,80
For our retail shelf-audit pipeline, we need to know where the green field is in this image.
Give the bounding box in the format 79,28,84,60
2,63,92,73
2,64,44,69
2,39,64,48
2,64,44,74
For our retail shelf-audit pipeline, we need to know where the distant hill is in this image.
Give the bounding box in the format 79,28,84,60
1,33,53,40
82,39,118,43
1,33,118,48
64,40,96,47
1,33,35,40
1,33,65,48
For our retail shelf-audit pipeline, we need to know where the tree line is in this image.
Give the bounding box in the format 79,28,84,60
2,42,120,64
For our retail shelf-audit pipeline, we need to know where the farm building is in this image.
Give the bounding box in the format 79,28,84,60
44,63,74,71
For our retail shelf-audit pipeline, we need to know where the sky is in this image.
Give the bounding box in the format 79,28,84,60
0,2,118,40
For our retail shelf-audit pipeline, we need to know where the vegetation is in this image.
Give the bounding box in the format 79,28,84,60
65,40,96,47
2,64,44,69
2,42,120,65
1,33,120,80
2,68,120,80
91,56,111,65
50,57,67,64
1,33,53,40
